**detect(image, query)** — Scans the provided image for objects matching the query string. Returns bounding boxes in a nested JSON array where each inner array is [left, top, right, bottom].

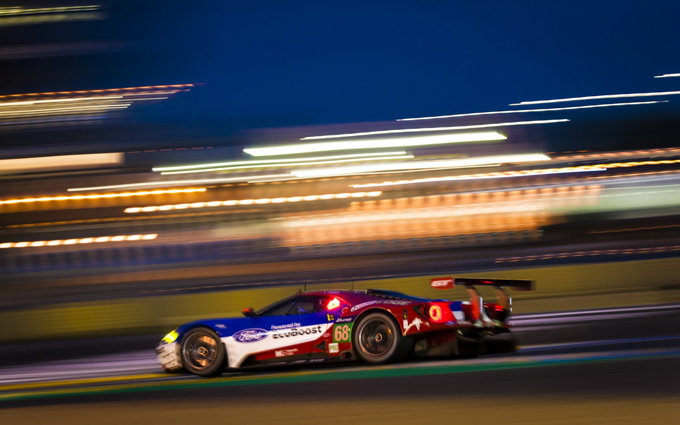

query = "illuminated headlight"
[[162, 330, 179, 344]]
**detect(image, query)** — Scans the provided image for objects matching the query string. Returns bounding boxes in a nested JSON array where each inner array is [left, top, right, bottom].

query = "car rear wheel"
[[180, 327, 226, 377], [354, 312, 411, 364]]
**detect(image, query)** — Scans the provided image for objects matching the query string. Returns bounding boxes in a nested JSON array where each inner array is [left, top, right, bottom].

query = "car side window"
[[256, 296, 325, 316], [285, 297, 323, 315], [257, 299, 296, 316]]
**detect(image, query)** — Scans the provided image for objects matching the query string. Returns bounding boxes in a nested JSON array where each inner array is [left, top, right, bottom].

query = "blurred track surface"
[[1, 304, 679, 410]]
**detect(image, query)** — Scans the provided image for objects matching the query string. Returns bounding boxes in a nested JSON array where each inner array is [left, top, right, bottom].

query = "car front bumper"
[[155, 341, 182, 371]]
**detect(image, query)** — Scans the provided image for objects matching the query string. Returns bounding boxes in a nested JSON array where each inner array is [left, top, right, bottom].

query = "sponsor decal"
[[430, 277, 454, 289], [336, 317, 355, 323], [273, 325, 323, 339], [215, 324, 227, 329], [350, 301, 377, 312], [403, 317, 423, 332], [326, 314, 335, 321], [350, 299, 411, 312], [323, 333, 331, 338], [381, 300, 412, 306], [271, 322, 301, 330], [333, 323, 353, 343], [275, 348, 299, 357], [328, 343, 339, 354], [233, 328, 269, 343]]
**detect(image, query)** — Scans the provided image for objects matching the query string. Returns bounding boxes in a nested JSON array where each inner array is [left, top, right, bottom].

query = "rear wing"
[[430, 276, 534, 314]]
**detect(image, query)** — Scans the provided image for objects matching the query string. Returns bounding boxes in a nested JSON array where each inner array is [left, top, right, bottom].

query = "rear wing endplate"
[[430, 277, 534, 314]]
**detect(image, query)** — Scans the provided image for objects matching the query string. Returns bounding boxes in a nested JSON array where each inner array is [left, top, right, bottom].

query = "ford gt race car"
[[156, 277, 533, 376]]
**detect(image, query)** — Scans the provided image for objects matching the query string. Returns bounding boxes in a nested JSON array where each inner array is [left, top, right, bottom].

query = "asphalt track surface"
[[1, 305, 680, 424]]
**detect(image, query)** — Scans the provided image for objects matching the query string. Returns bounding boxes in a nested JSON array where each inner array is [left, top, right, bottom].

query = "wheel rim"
[[358, 318, 394, 358], [183, 333, 218, 370]]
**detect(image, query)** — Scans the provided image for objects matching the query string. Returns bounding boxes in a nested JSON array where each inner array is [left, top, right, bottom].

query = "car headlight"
[[162, 330, 179, 344]]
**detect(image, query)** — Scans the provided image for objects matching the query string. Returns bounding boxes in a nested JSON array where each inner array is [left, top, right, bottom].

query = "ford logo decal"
[[233, 328, 268, 343]]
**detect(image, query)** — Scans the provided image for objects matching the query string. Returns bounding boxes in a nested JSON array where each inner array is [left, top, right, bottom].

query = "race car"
[[156, 276, 533, 376]]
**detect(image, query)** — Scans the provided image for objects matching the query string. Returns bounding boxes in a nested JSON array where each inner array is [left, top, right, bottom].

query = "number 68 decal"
[[333, 323, 353, 343]]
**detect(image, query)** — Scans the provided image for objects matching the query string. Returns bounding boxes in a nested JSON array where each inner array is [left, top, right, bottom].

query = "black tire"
[[180, 327, 226, 377], [353, 312, 412, 364]]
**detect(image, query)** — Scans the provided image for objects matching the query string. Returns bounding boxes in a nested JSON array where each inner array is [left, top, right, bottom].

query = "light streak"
[[351, 166, 607, 188], [0, 95, 124, 108], [160, 155, 413, 175], [0, 6, 100, 17], [0, 188, 206, 205], [67, 176, 289, 191], [153, 151, 410, 172], [654, 73, 680, 79], [244, 132, 506, 157], [397, 101, 668, 121], [124, 192, 383, 213], [511, 91, 680, 106], [0, 104, 130, 117], [0, 152, 123, 174], [293, 153, 551, 178], [299, 120, 567, 140], [0, 234, 158, 249], [0, 84, 193, 99]]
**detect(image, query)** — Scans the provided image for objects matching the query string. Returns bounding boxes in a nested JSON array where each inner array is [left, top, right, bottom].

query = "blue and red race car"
[[156, 277, 533, 376]]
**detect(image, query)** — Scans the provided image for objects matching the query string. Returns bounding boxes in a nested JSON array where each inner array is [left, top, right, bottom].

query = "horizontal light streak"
[[67, 176, 290, 192], [0, 105, 130, 118], [0, 95, 124, 108], [124, 191, 383, 213], [153, 151, 410, 173], [0, 188, 206, 205], [244, 132, 506, 157], [0, 234, 157, 249], [0, 152, 123, 174], [161, 155, 413, 175], [654, 73, 680, 79], [299, 120, 567, 140], [398, 101, 668, 121], [0, 6, 100, 17], [351, 166, 607, 188], [0, 84, 193, 100], [511, 91, 680, 106], [292, 153, 551, 178], [283, 203, 546, 228]]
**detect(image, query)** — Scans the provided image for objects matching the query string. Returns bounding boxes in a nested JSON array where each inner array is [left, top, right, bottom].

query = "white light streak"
[[160, 155, 413, 175], [0, 152, 123, 174], [153, 151, 409, 172], [244, 132, 507, 157], [511, 91, 680, 106], [654, 73, 680, 79], [291, 154, 551, 178], [0, 96, 124, 108], [351, 167, 607, 188], [397, 101, 668, 121], [299, 120, 567, 140], [67, 175, 291, 192]]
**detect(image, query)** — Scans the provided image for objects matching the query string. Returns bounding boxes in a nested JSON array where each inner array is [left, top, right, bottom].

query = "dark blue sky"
[[140, 1, 680, 124], [1, 1, 679, 151]]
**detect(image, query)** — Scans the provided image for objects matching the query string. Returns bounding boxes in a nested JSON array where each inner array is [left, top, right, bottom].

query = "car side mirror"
[[241, 307, 255, 317]]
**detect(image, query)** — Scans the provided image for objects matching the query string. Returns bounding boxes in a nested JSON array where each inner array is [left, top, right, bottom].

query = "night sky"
[[1, 1, 679, 150]]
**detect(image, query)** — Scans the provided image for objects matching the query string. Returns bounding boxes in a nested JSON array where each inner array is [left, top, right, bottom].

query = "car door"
[[226, 295, 334, 367]]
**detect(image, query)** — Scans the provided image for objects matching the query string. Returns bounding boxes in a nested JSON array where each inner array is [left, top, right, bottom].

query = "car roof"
[[303, 289, 432, 303]]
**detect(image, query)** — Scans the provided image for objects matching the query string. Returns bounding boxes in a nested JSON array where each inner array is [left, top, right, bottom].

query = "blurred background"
[[1, 1, 680, 421]]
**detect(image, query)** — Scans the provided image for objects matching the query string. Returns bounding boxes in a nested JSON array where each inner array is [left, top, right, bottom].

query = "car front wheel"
[[180, 327, 226, 377]]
